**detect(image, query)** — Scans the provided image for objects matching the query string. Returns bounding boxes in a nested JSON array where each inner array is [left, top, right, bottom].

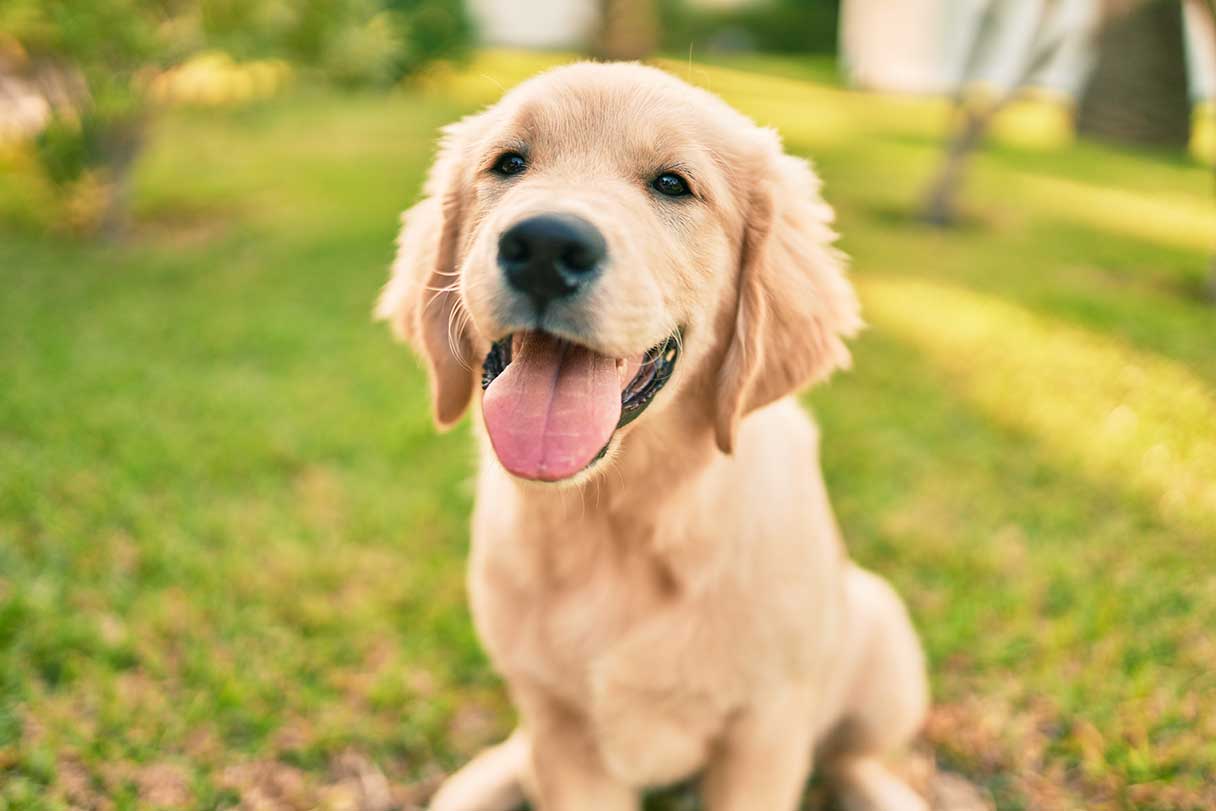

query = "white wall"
[[468, 0, 599, 50], [965, 0, 1049, 91], [1183, 0, 1216, 101], [840, 0, 947, 93], [841, 0, 1101, 98], [1032, 0, 1100, 97]]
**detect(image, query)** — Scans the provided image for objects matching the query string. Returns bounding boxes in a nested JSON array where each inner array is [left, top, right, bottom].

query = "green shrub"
[[32, 116, 95, 189], [323, 10, 406, 86], [388, 0, 475, 78], [2, 0, 474, 235], [659, 0, 840, 55], [317, 0, 475, 87]]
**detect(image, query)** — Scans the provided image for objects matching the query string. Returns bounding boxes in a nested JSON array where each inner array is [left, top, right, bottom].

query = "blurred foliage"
[[658, 0, 840, 55], [32, 114, 99, 189], [385, 0, 475, 79], [198, 0, 473, 87], [0, 0, 471, 234], [147, 52, 294, 107], [0, 0, 474, 96]]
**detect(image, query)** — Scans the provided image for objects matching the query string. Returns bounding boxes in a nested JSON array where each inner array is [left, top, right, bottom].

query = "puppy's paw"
[[831, 757, 929, 811], [428, 732, 530, 811]]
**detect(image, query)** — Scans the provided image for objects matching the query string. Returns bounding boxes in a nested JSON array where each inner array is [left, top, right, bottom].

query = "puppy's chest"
[[473, 524, 680, 702]]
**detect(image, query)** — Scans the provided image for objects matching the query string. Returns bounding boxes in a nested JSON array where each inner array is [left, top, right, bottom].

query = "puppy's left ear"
[[375, 115, 481, 429], [714, 145, 862, 453]]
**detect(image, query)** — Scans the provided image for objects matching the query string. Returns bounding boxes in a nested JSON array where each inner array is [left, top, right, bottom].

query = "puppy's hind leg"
[[429, 729, 532, 811], [821, 566, 929, 811]]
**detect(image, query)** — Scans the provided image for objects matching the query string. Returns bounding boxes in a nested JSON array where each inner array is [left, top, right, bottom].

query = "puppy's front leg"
[[701, 689, 815, 811], [514, 682, 638, 811]]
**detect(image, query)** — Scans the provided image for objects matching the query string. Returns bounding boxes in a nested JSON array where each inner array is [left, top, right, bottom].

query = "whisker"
[[607, 450, 627, 501], [422, 287, 449, 315], [446, 298, 474, 371]]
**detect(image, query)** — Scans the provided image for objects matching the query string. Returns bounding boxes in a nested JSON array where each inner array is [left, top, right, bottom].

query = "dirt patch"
[[55, 755, 112, 811], [217, 753, 444, 811], [446, 702, 501, 756], [219, 760, 315, 811], [926, 698, 1216, 811], [929, 771, 994, 811], [136, 762, 192, 807], [129, 205, 234, 249]]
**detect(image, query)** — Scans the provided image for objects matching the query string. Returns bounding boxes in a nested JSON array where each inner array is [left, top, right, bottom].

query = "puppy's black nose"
[[498, 214, 606, 307]]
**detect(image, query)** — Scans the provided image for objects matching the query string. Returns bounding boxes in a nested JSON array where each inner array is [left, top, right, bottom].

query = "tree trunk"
[[919, 0, 1061, 226], [922, 104, 994, 225], [1077, 0, 1191, 147], [98, 115, 145, 240], [593, 0, 658, 61]]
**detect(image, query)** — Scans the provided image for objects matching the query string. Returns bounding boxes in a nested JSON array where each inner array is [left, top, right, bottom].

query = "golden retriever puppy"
[[377, 62, 929, 811]]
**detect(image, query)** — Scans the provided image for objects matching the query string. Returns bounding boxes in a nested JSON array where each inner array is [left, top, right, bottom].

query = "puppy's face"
[[458, 67, 737, 360], [378, 64, 860, 484]]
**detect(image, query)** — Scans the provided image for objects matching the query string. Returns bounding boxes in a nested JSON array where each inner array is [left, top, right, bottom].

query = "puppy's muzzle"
[[498, 214, 606, 311]]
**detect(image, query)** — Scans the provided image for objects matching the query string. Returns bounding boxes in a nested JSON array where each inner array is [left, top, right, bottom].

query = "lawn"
[[1, 50, 1214, 811]]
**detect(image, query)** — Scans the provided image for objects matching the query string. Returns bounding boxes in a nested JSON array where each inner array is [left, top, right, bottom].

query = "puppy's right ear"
[[375, 116, 481, 429]]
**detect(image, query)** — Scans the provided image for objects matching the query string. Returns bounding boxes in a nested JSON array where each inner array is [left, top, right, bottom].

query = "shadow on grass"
[[861, 201, 1004, 235]]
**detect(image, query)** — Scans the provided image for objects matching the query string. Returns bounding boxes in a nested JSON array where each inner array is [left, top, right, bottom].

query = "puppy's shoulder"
[[738, 396, 820, 456]]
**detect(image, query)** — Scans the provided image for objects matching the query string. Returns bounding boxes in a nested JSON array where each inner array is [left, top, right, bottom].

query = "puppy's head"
[[377, 63, 860, 483]]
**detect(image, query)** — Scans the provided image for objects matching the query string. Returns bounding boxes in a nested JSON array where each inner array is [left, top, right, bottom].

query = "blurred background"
[[1, 1, 1214, 810]]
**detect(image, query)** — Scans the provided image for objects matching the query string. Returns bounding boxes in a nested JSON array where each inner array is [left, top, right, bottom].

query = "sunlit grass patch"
[[864, 276, 1216, 537], [1192, 102, 1215, 166], [146, 52, 294, 108], [989, 93, 1074, 150], [419, 49, 949, 152], [412, 49, 570, 108], [654, 55, 950, 144], [1007, 173, 1215, 255]]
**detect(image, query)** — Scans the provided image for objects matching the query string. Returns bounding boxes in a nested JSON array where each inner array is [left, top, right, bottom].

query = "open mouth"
[[480, 330, 681, 482]]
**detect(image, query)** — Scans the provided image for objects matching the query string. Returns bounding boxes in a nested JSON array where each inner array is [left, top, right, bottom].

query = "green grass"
[[1, 50, 1214, 811]]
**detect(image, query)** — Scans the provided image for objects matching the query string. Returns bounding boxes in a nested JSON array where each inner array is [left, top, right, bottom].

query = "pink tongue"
[[482, 333, 622, 482]]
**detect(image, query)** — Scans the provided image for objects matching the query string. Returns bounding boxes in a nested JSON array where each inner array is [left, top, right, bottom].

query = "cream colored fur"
[[377, 62, 930, 811]]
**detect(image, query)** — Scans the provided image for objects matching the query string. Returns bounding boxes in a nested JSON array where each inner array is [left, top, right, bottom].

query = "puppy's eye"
[[492, 152, 526, 176], [652, 172, 690, 197]]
